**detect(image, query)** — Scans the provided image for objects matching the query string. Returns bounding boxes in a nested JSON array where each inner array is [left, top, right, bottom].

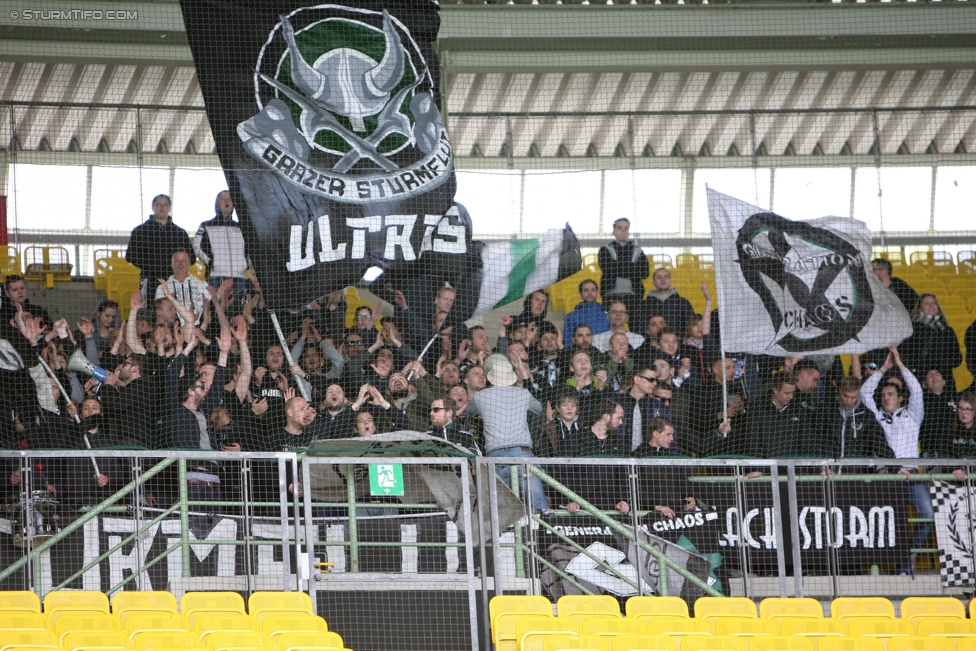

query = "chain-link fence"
[[0, 451, 300, 598]]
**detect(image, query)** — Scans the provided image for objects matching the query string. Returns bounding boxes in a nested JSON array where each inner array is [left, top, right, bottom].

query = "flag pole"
[[269, 310, 311, 402], [36, 354, 101, 477], [706, 184, 731, 427]]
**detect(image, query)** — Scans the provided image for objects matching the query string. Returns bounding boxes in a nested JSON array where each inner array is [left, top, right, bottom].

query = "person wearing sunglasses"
[[425, 397, 480, 455]]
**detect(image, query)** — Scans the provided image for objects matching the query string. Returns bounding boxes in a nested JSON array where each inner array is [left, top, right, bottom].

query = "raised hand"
[[700, 283, 712, 301], [889, 345, 905, 369], [229, 315, 248, 341], [76, 317, 94, 339], [217, 327, 233, 354], [130, 290, 145, 311], [157, 278, 174, 299]]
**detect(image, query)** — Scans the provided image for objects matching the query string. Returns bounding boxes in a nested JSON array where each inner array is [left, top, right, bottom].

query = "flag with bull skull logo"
[[180, 0, 580, 314]]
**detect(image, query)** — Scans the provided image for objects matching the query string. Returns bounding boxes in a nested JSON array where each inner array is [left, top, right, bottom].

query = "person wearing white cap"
[[466, 354, 552, 514]]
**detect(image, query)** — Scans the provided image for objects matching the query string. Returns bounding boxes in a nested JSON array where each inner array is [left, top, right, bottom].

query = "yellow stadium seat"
[[818, 638, 884, 651], [24, 246, 72, 289], [113, 592, 179, 618], [714, 619, 779, 638], [524, 632, 579, 651], [0, 629, 58, 647], [497, 613, 556, 651], [261, 615, 328, 640], [0, 591, 42, 613], [205, 631, 272, 651], [247, 593, 313, 618], [695, 598, 758, 621], [194, 615, 261, 640], [62, 631, 132, 651], [491, 596, 555, 633], [55, 613, 123, 642], [760, 599, 823, 621], [645, 618, 712, 638], [830, 598, 895, 622], [558, 596, 622, 619], [44, 591, 110, 616], [900, 599, 965, 626], [626, 597, 690, 621], [887, 638, 953, 651], [749, 637, 815, 651], [0, 612, 52, 630], [0, 247, 23, 279], [846, 618, 912, 645], [545, 635, 614, 651], [581, 617, 644, 636], [613, 635, 678, 651], [681, 636, 747, 651], [124, 613, 193, 639], [915, 620, 976, 639], [180, 593, 246, 618], [958, 640, 976, 651], [779, 618, 846, 643], [133, 631, 204, 650], [541, 635, 583, 651], [274, 631, 344, 651], [517, 616, 581, 651], [3, 646, 59, 651], [254, 612, 313, 625]]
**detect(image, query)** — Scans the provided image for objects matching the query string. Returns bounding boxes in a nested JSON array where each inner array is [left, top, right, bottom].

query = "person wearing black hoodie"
[[561, 398, 631, 514], [598, 217, 649, 317], [816, 376, 891, 464], [125, 194, 195, 293], [194, 190, 249, 296], [901, 293, 963, 392]]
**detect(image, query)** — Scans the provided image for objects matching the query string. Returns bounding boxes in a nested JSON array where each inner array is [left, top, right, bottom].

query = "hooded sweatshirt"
[[193, 198, 248, 279]]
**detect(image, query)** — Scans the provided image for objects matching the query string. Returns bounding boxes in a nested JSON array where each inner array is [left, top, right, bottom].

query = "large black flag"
[[180, 0, 465, 311]]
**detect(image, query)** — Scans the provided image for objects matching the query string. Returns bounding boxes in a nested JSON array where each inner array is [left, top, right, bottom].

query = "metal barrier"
[[4, 451, 976, 651], [0, 450, 300, 599]]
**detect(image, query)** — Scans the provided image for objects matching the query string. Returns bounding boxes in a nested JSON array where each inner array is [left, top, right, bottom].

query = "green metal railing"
[[0, 451, 300, 598]]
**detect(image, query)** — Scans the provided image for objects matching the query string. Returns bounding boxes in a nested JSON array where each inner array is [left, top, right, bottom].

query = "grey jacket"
[[466, 385, 543, 453]]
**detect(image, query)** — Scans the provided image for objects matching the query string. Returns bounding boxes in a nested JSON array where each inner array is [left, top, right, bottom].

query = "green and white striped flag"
[[473, 226, 580, 316]]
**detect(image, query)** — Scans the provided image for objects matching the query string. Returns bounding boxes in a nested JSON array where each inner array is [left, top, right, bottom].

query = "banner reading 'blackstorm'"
[[707, 188, 912, 355], [180, 0, 580, 314]]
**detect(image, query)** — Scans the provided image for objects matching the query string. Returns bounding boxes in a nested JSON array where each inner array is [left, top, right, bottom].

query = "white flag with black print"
[[706, 188, 912, 356]]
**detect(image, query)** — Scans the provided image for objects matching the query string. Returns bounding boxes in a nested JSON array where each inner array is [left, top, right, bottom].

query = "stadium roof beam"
[[1, 3, 973, 70]]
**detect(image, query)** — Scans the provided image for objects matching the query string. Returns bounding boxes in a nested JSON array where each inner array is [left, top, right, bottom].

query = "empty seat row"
[[491, 595, 972, 625], [531, 632, 968, 651], [0, 629, 344, 651], [0, 611, 328, 639], [0, 590, 313, 618]]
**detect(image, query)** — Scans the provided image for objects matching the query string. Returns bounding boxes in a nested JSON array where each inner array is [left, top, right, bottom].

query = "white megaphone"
[[67, 349, 109, 383]]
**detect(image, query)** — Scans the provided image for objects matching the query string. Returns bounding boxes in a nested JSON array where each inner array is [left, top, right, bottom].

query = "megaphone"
[[67, 349, 109, 383]]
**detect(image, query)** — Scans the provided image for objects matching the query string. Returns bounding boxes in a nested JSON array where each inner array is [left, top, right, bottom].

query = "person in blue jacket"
[[562, 279, 610, 349]]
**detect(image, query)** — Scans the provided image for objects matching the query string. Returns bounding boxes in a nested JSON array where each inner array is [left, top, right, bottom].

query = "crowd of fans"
[[2, 196, 976, 544]]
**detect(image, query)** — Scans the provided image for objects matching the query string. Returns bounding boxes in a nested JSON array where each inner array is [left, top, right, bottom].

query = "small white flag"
[[707, 188, 912, 356]]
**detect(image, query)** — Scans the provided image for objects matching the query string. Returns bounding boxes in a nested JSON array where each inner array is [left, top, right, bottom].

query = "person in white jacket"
[[860, 345, 928, 574]]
